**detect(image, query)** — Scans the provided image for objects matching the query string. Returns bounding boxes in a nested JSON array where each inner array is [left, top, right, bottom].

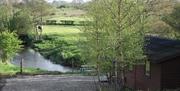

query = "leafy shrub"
[[60, 20, 75, 25], [46, 20, 57, 25], [0, 32, 22, 63], [9, 9, 33, 35]]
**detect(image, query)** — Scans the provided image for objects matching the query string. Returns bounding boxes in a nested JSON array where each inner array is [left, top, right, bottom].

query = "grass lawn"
[[0, 63, 45, 76], [43, 25, 84, 41], [43, 25, 81, 34]]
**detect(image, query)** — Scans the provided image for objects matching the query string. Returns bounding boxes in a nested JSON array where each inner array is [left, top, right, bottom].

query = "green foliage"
[[46, 20, 57, 25], [0, 5, 11, 31], [0, 5, 34, 48], [145, 1, 180, 39], [81, 0, 148, 75], [120, 29, 145, 64], [0, 5, 33, 36], [9, 9, 33, 35], [26, 0, 52, 14], [34, 35, 85, 67], [33, 25, 85, 67], [162, 3, 180, 31], [0, 32, 22, 63], [60, 20, 75, 25], [24, 0, 54, 21], [99, 61, 113, 74], [45, 17, 88, 26]]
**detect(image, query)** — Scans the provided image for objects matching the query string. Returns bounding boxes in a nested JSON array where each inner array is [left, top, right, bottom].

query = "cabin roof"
[[145, 36, 180, 64]]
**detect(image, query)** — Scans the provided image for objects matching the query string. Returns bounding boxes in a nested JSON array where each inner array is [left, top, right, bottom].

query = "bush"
[[9, 9, 33, 35], [0, 32, 22, 63], [60, 20, 75, 25], [46, 20, 57, 25], [57, 5, 66, 9]]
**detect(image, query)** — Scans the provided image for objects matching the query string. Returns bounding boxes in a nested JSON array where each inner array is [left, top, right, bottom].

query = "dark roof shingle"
[[145, 36, 180, 63]]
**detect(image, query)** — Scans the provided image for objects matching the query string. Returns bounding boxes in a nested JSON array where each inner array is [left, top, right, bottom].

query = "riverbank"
[[34, 25, 85, 67], [0, 63, 90, 78], [0, 63, 48, 77]]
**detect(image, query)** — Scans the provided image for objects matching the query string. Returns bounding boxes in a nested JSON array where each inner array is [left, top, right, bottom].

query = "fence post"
[[72, 59, 74, 73], [20, 58, 23, 74]]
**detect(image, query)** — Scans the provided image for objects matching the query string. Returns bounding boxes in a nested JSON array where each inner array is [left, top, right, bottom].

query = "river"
[[12, 48, 71, 73]]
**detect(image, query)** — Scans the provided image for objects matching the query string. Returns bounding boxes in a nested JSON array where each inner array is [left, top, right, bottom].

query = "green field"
[[43, 25, 84, 41], [34, 25, 86, 67], [35, 7, 87, 69], [43, 25, 81, 34]]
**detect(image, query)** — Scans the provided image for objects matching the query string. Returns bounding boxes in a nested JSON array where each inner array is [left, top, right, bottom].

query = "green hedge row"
[[45, 20, 91, 26]]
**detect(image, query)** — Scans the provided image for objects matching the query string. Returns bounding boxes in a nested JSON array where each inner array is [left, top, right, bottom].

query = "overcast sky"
[[46, 0, 91, 3]]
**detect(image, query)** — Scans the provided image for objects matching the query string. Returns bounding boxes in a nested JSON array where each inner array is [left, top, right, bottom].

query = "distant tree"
[[0, 4, 33, 49], [0, 5, 11, 32], [0, 32, 22, 63], [145, 0, 180, 38], [9, 9, 33, 35], [0, 5, 33, 35], [162, 3, 180, 31], [18, 0, 54, 40], [145, 0, 175, 16], [23, 0, 53, 23]]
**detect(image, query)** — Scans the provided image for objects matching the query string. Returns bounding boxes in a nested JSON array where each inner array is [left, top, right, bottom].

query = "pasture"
[[35, 25, 85, 67], [43, 25, 83, 41], [43, 25, 81, 34]]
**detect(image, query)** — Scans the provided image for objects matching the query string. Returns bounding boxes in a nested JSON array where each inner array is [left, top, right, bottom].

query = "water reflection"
[[12, 48, 71, 73]]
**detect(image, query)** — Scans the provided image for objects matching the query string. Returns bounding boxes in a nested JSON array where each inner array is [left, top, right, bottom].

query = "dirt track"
[[0, 75, 98, 91]]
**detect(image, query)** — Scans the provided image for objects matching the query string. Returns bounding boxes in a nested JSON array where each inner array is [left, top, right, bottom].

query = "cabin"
[[124, 36, 180, 91]]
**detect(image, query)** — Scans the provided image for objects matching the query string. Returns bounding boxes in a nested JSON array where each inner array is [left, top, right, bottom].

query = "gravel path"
[[0, 75, 99, 91]]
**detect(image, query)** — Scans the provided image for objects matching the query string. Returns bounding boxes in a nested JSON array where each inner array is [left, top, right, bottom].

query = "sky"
[[46, 0, 91, 3]]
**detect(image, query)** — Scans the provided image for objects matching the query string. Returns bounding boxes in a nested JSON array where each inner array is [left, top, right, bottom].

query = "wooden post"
[[72, 59, 74, 73], [20, 58, 23, 74]]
